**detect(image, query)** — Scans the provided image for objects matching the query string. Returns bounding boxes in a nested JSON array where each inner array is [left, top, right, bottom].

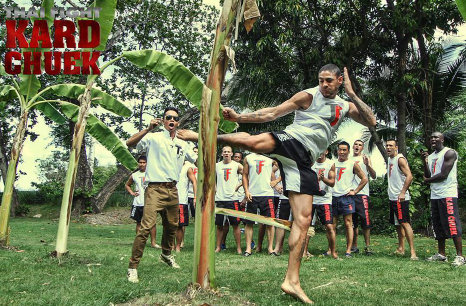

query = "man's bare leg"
[[453, 237, 463, 256], [244, 224, 254, 254], [438, 239, 446, 256], [273, 228, 286, 254], [232, 225, 242, 254], [326, 224, 338, 259], [175, 227, 183, 252], [215, 225, 224, 252], [222, 225, 229, 246], [344, 214, 354, 254], [266, 225, 275, 254], [281, 192, 313, 304], [395, 225, 405, 254], [400, 222, 417, 259], [136, 223, 141, 234], [352, 226, 359, 249], [150, 226, 157, 248], [303, 235, 311, 258], [257, 224, 266, 252], [363, 228, 371, 248]]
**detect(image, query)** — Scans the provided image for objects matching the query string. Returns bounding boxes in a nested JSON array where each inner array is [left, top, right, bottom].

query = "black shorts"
[[389, 200, 411, 225], [353, 195, 372, 229], [431, 198, 462, 240], [215, 201, 241, 226], [178, 204, 189, 227], [130, 205, 144, 223], [188, 197, 195, 218], [276, 199, 291, 220], [312, 204, 333, 225], [269, 131, 324, 197], [244, 196, 276, 224], [332, 196, 355, 216], [273, 196, 280, 209]]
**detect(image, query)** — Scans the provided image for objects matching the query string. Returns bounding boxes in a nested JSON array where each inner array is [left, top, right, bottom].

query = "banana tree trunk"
[[0, 111, 28, 246], [55, 82, 93, 257], [193, 0, 239, 288]]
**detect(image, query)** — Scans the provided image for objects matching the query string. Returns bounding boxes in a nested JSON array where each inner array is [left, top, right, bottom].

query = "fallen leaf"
[[42, 282, 50, 286]]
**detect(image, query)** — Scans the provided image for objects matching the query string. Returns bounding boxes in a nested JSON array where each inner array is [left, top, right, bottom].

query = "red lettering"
[[54, 20, 77, 48], [224, 168, 231, 181], [23, 52, 42, 75], [63, 52, 81, 74], [29, 20, 52, 48], [338, 168, 346, 181], [81, 52, 101, 75], [44, 52, 61, 75], [78, 20, 100, 48], [6, 20, 29, 48], [4, 52, 22, 74]]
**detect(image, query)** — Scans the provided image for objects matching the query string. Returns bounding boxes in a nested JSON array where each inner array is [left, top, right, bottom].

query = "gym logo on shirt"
[[256, 160, 265, 174], [193, 168, 198, 175], [336, 167, 346, 181], [223, 168, 231, 181], [330, 105, 343, 127], [431, 159, 438, 174]]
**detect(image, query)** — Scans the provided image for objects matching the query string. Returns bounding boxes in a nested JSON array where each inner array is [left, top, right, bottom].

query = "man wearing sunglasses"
[[126, 107, 197, 283], [177, 65, 376, 304]]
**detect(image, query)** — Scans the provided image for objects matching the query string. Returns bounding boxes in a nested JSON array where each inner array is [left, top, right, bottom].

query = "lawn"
[[0, 214, 464, 305]]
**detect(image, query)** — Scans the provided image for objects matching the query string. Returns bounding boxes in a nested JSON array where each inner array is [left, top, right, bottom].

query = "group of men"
[[124, 64, 462, 304]]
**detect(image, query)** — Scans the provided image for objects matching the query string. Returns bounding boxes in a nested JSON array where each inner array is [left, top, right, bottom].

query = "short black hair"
[[319, 64, 341, 77], [137, 155, 147, 162], [386, 139, 398, 146], [338, 141, 350, 150], [164, 106, 179, 117], [234, 151, 243, 158]]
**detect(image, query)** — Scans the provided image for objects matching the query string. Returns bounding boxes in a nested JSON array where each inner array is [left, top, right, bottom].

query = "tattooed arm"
[[344, 67, 377, 127], [222, 91, 312, 124]]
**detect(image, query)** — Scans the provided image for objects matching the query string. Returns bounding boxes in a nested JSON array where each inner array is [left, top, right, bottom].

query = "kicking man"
[[178, 65, 376, 303]]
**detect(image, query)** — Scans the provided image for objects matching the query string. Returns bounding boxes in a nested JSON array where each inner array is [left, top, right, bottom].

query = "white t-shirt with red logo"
[[333, 159, 355, 197], [187, 162, 198, 199], [387, 153, 411, 201], [215, 160, 241, 201], [428, 147, 458, 199], [245, 153, 274, 197], [311, 159, 334, 204], [351, 155, 369, 196], [131, 171, 146, 207]]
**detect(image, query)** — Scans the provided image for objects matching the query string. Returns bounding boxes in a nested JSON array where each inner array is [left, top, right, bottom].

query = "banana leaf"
[[33, 100, 67, 125], [0, 85, 18, 101], [88, 0, 117, 51], [123, 50, 238, 133], [19, 75, 41, 99], [215, 207, 315, 237], [39, 101, 137, 170], [43, 84, 131, 116], [457, 0, 466, 20]]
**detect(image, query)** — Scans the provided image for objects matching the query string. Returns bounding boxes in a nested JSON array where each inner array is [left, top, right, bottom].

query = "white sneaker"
[[127, 268, 139, 283], [451, 255, 465, 267], [426, 253, 448, 262], [160, 253, 180, 268]]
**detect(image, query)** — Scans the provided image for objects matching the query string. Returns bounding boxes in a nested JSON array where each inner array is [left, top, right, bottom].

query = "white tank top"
[[131, 171, 146, 207], [387, 154, 411, 201], [215, 160, 241, 201], [246, 153, 274, 196], [351, 155, 370, 195], [273, 169, 280, 197], [312, 159, 334, 204], [333, 159, 355, 197], [177, 162, 193, 205], [284, 86, 349, 160], [187, 163, 198, 198], [428, 147, 458, 199]]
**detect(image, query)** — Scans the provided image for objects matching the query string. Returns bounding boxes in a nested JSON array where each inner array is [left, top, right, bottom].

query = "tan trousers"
[[129, 183, 179, 269]]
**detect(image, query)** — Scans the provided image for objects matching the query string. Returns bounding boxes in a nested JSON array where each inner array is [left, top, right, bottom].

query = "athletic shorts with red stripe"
[[352, 195, 372, 229], [244, 196, 276, 224], [188, 197, 195, 218], [215, 201, 241, 226], [276, 198, 291, 221], [311, 204, 333, 225], [178, 204, 189, 227], [130, 205, 144, 223], [269, 131, 325, 197], [431, 197, 462, 240], [389, 200, 410, 225], [332, 196, 355, 216]]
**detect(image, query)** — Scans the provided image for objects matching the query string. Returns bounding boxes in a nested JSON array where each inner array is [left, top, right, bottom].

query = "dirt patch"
[[81, 208, 134, 225], [114, 284, 255, 306]]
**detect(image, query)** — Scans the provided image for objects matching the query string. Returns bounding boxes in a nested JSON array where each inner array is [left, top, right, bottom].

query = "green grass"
[[0, 214, 465, 305]]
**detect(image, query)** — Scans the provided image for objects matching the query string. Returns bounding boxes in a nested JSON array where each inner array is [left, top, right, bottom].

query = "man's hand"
[[245, 191, 253, 202], [346, 190, 356, 196], [132, 191, 140, 197], [398, 192, 405, 202], [420, 150, 429, 164], [344, 67, 356, 98], [363, 155, 369, 166], [176, 129, 199, 141], [222, 107, 239, 122], [148, 118, 163, 131], [318, 171, 325, 181]]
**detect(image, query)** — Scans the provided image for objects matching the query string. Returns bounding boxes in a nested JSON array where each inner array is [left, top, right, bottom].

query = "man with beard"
[[422, 132, 463, 266]]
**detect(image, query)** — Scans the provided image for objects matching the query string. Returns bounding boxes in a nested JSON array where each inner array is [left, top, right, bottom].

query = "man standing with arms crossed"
[[422, 132, 464, 266], [178, 65, 376, 303], [332, 141, 368, 258], [386, 139, 418, 260], [351, 140, 376, 255], [126, 107, 196, 283]]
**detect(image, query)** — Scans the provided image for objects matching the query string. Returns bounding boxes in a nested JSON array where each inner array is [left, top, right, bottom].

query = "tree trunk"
[[91, 164, 131, 213], [0, 111, 28, 246], [72, 140, 93, 217], [0, 125, 20, 217]]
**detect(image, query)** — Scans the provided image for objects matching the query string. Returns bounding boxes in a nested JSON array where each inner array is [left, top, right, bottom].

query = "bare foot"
[[331, 253, 339, 259], [175, 247, 181, 253], [176, 129, 198, 141], [215, 248, 221, 253], [394, 249, 405, 255], [410, 254, 419, 260], [281, 282, 313, 304]]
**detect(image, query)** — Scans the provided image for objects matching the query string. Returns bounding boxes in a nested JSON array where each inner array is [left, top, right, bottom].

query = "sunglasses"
[[165, 115, 180, 122]]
